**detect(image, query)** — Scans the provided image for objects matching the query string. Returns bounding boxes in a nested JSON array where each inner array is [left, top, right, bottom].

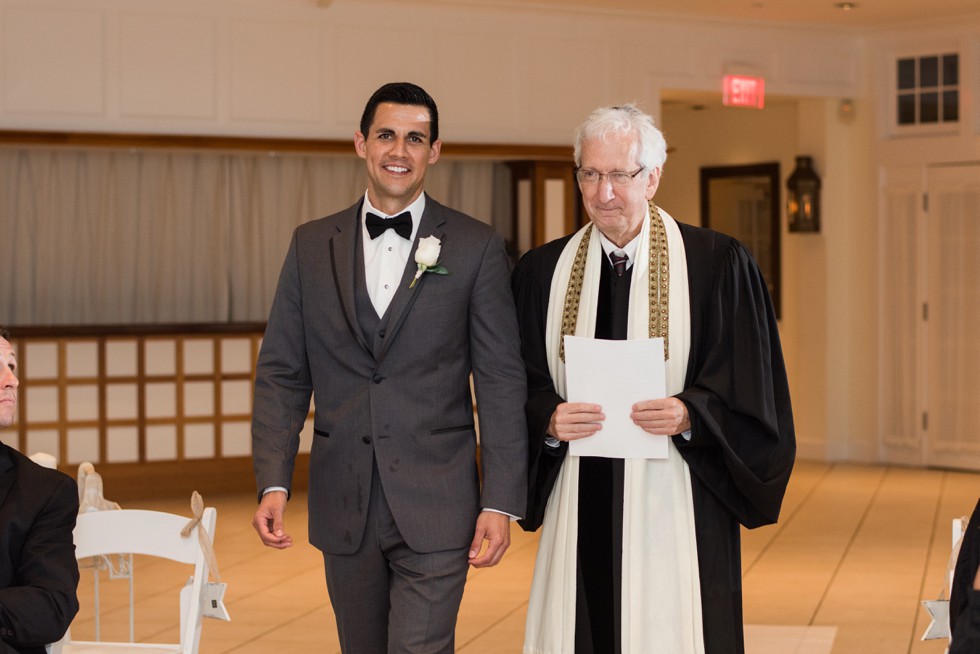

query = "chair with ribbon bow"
[[60, 491, 225, 654]]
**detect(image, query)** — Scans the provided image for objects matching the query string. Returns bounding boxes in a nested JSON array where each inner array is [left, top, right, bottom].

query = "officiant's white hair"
[[573, 104, 668, 172]]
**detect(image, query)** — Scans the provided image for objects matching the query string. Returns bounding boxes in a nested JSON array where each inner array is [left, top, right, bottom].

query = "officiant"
[[512, 104, 796, 654]]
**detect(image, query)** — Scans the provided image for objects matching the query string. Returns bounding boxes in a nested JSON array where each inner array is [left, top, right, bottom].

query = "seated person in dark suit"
[[0, 325, 79, 654], [950, 498, 980, 654]]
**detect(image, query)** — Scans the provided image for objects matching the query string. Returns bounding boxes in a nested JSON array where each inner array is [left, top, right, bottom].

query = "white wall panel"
[[220, 379, 251, 415], [120, 12, 217, 119], [106, 383, 138, 420], [221, 420, 250, 457], [183, 339, 214, 375], [26, 386, 57, 422], [67, 427, 98, 464], [230, 18, 321, 123], [105, 339, 137, 377], [696, 46, 777, 83], [184, 423, 215, 459], [144, 381, 175, 419], [106, 426, 138, 463], [24, 342, 58, 379], [183, 381, 215, 417], [329, 23, 438, 136], [144, 339, 175, 375], [619, 26, 696, 77], [66, 340, 98, 377], [3, 6, 105, 115], [145, 424, 176, 461], [782, 52, 858, 90], [27, 429, 59, 459], [523, 38, 610, 139], [0, 0, 866, 141], [435, 31, 518, 135], [66, 385, 98, 422], [220, 337, 251, 373]]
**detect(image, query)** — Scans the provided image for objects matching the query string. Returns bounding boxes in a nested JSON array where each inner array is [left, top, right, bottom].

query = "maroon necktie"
[[610, 250, 628, 277]]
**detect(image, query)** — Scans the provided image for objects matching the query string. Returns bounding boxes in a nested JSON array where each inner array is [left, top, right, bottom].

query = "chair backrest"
[[74, 509, 211, 563], [72, 507, 217, 652], [29, 451, 58, 469]]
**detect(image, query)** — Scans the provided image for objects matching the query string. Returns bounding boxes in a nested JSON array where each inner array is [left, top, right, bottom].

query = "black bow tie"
[[365, 211, 413, 240]]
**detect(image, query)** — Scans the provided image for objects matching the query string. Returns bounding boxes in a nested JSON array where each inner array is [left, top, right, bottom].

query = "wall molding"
[[0, 129, 573, 161]]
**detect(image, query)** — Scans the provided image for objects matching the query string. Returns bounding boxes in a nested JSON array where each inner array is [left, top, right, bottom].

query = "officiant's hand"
[[631, 397, 690, 435], [548, 402, 604, 441]]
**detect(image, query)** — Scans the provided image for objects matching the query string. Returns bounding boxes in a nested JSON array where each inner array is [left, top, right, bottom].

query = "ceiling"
[[433, 0, 980, 29]]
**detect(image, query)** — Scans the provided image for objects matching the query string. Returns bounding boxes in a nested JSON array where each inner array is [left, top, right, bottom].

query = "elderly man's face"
[[578, 135, 660, 247], [0, 338, 18, 429]]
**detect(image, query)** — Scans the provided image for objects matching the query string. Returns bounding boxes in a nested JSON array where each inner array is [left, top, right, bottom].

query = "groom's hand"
[[253, 490, 293, 549], [468, 511, 510, 568]]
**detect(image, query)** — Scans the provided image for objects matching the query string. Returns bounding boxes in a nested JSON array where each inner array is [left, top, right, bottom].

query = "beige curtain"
[[0, 147, 501, 324]]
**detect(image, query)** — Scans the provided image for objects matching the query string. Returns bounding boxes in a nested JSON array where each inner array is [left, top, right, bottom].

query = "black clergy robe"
[[950, 498, 980, 654], [512, 220, 796, 654]]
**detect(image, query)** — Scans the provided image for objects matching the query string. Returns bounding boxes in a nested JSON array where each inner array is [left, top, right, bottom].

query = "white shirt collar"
[[595, 207, 648, 268]]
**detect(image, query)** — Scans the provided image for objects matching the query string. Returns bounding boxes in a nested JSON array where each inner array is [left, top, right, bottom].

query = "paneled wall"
[[0, 0, 863, 143], [0, 326, 313, 498]]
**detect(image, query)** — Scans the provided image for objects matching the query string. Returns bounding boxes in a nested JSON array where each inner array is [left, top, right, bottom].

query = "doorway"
[[879, 162, 980, 470]]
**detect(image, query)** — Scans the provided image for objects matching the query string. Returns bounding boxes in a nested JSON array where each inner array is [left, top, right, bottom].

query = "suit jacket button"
[[379, 329, 386, 338], [362, 436, 372, 444], [372, 374, 383, 384]]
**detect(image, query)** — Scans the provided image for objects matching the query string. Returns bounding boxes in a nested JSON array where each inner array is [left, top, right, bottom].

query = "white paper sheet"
[[563, 335, 668, 459]]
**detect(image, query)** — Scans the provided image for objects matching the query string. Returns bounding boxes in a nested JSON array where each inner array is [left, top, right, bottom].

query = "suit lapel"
[[377, 198, 448, 364], [0, 444, 15, 508], [329, 204, 373, 357]]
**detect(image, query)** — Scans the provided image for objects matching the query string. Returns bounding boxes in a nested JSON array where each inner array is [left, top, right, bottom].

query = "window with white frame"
[[896, 53, 959, 127]]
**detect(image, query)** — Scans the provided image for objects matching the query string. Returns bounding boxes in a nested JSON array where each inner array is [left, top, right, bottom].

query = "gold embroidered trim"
[[648, 202, 669, 360], [559, 227, 592, 362], [559, 203, 670, 362]]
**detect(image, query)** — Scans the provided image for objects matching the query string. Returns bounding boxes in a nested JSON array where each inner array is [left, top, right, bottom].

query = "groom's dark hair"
[[359, 82, 439, 144], [0, 325, 8, 341]]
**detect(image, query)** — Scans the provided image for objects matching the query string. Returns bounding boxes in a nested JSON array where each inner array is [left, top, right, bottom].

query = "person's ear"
[[354, 132, 367, 159], [644, 167, 661, 200]]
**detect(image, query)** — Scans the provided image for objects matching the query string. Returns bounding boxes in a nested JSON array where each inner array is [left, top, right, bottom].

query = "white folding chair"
[[28, 451, 58, 469], [61, 507, 218, 654]]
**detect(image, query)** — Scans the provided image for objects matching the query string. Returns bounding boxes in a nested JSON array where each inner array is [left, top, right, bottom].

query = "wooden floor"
[[66, 460, 978, 653]]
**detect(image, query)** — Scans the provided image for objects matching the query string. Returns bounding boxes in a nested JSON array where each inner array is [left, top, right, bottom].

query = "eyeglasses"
[[575, 167, 646, 187]]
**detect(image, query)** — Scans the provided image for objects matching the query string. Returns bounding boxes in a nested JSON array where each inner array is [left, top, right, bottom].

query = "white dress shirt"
[[361, 192, 425, 317], [597, 229, 640, 272]]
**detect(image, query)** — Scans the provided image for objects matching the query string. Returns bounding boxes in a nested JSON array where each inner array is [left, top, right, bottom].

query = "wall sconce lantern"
[[787, 156, 821, 233]]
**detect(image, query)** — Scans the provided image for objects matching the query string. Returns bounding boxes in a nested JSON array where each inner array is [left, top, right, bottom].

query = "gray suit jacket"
[[252, 195, 527, 555]]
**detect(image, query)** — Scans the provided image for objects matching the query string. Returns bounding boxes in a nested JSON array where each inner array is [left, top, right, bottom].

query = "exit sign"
[[722, 74, 766, 109]]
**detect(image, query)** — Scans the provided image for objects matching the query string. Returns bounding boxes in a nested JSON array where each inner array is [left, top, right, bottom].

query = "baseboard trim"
[[65, 453, 311, 502]]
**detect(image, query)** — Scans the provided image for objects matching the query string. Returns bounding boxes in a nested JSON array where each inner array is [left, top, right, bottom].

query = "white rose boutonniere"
[[410, 235, 449, 288]]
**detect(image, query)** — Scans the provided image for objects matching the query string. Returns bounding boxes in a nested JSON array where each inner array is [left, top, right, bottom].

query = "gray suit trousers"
[[322, 461, 469, 654]]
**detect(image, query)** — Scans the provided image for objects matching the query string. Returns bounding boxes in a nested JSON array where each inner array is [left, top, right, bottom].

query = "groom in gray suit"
[[251, 82, 527, 653]]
